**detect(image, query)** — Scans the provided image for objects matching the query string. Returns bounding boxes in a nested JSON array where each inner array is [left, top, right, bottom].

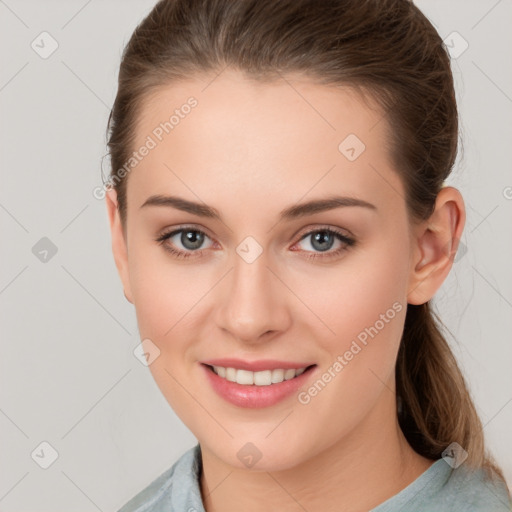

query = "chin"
[[203, 436, 310, 472]]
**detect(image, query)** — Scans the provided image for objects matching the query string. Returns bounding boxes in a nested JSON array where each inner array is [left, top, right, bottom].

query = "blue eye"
[[155, 226, 355, 260], [295, 228, 355, 260], [155, 227, 213, 259]]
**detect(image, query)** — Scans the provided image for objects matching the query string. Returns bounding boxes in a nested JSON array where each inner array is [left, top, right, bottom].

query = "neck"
[[199, 390, 434, 512]]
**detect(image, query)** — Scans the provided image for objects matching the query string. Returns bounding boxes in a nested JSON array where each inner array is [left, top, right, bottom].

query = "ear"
[[407, 186, 465, 305], [105, 187, 134, 304]]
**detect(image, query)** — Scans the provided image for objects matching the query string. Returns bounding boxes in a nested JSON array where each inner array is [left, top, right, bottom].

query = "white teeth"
[[236, 369, 254, 385], [271, 369, 284, 384], [225, 367, 236, 382], [284, 368, 296, 380], [212, 365, 309, 386], [254, 370, 271, 385]]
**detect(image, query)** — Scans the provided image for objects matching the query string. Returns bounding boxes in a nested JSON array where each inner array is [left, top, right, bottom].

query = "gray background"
[[0, 0, 511, 510]]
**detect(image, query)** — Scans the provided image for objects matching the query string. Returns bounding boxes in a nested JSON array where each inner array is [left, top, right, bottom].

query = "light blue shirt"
[[117, 443, 512, 511]]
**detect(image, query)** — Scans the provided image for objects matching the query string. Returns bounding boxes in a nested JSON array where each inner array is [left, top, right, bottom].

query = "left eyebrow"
[[279, 195, 377, 220], [139, 194, 377, 221]]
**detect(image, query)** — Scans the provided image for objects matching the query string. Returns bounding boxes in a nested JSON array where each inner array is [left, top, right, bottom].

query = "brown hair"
[[105, 0, 509, 489]]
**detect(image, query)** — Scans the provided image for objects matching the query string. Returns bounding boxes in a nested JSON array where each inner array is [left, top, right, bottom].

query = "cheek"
[[127, 242, 217, 401], [128, 239, 202, 334], [127, 246, 204, 418], [292, 234, 410, 416], [297, 235, 409, 348], [287, 242, 409, 446]]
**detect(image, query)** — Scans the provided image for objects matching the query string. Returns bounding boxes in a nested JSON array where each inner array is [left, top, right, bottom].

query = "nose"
[[213, 249, 292, 344]]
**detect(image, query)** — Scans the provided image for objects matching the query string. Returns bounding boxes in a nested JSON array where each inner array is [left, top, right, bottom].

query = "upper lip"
[[201, 358, 316, 372]]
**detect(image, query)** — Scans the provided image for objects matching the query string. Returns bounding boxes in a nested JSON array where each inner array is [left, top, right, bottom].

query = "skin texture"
[[106, 68, 465, 512]]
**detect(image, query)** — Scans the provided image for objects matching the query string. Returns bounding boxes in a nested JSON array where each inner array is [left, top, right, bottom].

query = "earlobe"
[[105, 188, 134, 304], [407, 186, 465, 305]]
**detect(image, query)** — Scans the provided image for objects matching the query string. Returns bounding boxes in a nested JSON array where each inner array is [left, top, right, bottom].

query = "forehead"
[[127, 69, 402, 213]]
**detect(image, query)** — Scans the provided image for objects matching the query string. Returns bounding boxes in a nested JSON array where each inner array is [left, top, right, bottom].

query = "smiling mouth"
[[203, 363, 317, 386]]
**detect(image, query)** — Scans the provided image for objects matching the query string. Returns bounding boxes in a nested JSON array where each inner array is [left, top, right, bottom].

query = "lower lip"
[[201, 363, 317, 408]]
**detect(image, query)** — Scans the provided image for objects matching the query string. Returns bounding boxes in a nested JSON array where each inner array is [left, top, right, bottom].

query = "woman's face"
[[110, 69, 419, 471]]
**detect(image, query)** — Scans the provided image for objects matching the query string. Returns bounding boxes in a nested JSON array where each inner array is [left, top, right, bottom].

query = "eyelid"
[[293, 223, 355, 241], [156, 224, 214, 241]]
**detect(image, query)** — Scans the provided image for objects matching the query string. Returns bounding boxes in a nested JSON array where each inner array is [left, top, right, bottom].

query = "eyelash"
[[155, 225, 356, 261]]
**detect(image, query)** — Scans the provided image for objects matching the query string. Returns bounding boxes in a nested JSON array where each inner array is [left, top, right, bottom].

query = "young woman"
[[105, 0, 512, 510]]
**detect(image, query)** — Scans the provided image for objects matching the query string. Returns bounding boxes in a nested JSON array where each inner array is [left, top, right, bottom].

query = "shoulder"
[[372, 459, 512, 512], [116, 444, 203, 512], [443, 464, 512, 512]]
